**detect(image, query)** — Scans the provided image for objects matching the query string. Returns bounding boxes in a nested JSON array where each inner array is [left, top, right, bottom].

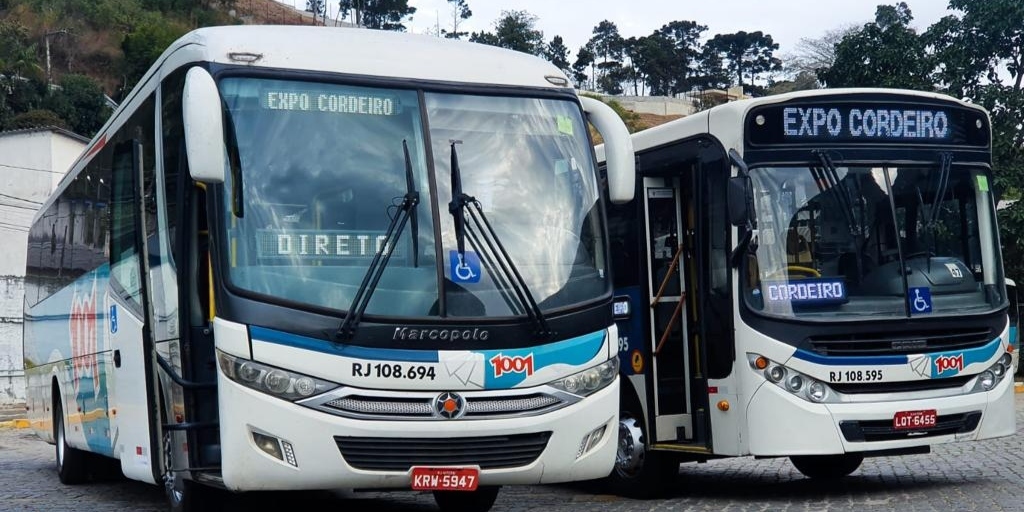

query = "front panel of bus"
[[732, 93, 1015, 457], [202, 68, 618, 490]]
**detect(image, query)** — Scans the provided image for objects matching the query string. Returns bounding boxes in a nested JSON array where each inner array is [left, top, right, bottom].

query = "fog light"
[[252, 431, 284, 461], [576, 424, 607, 459], [282, 440, 297, 467]]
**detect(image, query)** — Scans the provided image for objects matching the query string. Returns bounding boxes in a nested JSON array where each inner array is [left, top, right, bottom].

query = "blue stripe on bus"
[[792, 336, 1004, 370], [249, 325, 440, 362], [791, 350, 909, 366]]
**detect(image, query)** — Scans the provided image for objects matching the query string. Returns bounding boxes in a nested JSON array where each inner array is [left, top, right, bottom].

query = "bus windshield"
[[743, 163, 1005, 320], [218, 77, 606, 319]]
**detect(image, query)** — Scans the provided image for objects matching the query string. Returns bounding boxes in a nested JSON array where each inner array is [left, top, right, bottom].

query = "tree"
[[632, 20, 707, 96], [585, 20, 624, 93], [782, 25, 858, 84], [121, 16, 188, 94], [704, 30, 782, 90], [9, 108, 68, 130], [338, 0, 416, 31], [306, 0, 325, 16], [571, 43, 595, 90], [544, 35, 571, 76], [469, 10, 544, 56], [442, 0, 471, 39], [44, 74, 112, 137], [818, 3, 933, 90]]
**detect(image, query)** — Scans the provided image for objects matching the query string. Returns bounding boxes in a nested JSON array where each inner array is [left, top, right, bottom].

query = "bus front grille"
[[335, 432, 552, 471], [807, 328, 993, 357], [313, 392, 565, 420], [839, 412, 981, 442]]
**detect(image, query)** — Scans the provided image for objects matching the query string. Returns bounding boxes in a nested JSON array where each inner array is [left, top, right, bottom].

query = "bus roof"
[[609, 88, 988, 156], [162, 25, 569, 90], [40, 25, 574, 220]]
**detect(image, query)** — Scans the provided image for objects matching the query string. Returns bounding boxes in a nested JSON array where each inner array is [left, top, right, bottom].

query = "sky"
[[279, 0, 956, 62]]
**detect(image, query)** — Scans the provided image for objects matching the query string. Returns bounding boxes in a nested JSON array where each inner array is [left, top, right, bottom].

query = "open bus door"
[[606, 136, 734, 497], [106, 137, 162, 485]]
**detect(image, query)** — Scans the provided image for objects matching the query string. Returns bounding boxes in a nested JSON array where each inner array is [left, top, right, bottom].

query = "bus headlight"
[[549, 358, 619, 397], [971, 351, 1012, 393], [218, 350, 339, 401], [748, 353, 834, 404]]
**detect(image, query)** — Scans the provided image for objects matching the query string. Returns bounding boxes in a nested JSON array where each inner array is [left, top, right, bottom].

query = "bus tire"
[[789, 454, 864, 479], [606, 402, 677, 498], [54, 394, 89, 484], [432, 486, 500, 512]]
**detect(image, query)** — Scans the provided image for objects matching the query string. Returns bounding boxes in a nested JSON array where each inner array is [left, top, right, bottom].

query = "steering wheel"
[[766, 265, 822, 280]]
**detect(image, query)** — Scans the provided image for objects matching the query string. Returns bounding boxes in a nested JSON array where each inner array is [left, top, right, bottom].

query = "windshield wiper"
[[447, 141, 552, 339], [812, 150, 868, 280], [335, 140, 420, 340]]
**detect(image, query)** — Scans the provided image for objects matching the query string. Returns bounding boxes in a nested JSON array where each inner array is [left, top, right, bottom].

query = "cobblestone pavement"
[[2, 393, 1023, 512]]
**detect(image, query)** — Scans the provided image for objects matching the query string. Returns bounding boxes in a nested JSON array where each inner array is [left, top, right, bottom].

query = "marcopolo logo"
[[934, 354, 964, 375], [392, 327, 490, 341], [490, 353, 535, 378]]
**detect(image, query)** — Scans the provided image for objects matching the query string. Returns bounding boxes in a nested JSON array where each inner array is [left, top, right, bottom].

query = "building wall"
[[0, 129, 86, 405]]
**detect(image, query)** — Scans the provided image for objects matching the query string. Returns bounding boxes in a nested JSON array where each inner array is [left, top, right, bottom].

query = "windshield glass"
[[743, 163, 1004, 320], [426, 93, 607, 316], [218, 77, 607, 318]]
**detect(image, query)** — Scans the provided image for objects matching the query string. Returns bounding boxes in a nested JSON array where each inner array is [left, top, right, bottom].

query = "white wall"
[[0, 129, 86, 405]]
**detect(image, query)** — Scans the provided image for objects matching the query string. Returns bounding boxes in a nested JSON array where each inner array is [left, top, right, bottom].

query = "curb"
[[0, 419, 29, 429], [1016, 382, 1024, 394]]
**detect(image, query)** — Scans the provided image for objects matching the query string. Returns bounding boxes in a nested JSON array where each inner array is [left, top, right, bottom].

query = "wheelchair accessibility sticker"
[[450, 250, 481, 284], [909, 287, 932, 315]]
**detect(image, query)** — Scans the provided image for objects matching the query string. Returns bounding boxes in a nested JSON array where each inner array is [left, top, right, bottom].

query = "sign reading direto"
[[261, 90, 400, 116], [256, 230, 394, 260]]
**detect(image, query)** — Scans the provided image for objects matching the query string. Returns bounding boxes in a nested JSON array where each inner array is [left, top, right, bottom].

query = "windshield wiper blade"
[[335, 140, 420, 340], [404, 140, 419, 267], [929, 152, 953, 227], [447, 142, 552, 339]]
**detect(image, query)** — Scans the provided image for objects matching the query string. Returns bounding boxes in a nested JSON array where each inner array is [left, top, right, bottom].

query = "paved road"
[[3, 393, 1023, 511]]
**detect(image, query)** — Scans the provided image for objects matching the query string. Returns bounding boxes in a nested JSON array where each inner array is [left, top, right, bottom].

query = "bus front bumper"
[[746, 373, 1015, 456], [216, 373, 618, 492]]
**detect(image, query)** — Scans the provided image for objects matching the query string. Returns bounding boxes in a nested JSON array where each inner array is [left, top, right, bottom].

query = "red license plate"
[[410, 467, 479, 491], [893, 409, 937, 430]]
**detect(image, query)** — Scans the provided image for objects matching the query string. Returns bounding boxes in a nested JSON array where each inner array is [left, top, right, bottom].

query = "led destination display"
[[746, 98, 989, 147]]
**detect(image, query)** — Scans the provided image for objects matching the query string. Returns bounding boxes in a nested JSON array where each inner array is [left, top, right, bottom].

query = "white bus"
[[598, 88, 1015, 496], [22, 25, 635, 511]]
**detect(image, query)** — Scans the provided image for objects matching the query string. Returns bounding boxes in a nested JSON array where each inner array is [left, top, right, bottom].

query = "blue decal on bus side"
[[24, 265, 113, 456], [250, 325, 440, 362], [476, 330, 606, 388]]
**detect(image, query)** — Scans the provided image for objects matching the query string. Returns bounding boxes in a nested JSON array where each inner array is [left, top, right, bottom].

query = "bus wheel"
[[607, 410, 676, 498], [790, 454, 864, 479], [54, 396, 89, 484], [432, 486, 500, 512]]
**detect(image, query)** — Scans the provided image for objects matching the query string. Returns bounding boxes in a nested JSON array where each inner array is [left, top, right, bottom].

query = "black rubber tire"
[[54, 396, 89, 485], [432, 486, 501, 512], [605, 399, 678, 499], [790, 454, 864, 479]]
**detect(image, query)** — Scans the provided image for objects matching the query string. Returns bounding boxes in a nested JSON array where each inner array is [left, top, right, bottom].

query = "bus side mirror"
[[581, 96, 635, 204], [183, 67, 226, 184], [728, 176, 751, 227]]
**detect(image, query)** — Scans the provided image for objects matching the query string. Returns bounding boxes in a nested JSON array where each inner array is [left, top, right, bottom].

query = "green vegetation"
[[0, 0, 235, 137]]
